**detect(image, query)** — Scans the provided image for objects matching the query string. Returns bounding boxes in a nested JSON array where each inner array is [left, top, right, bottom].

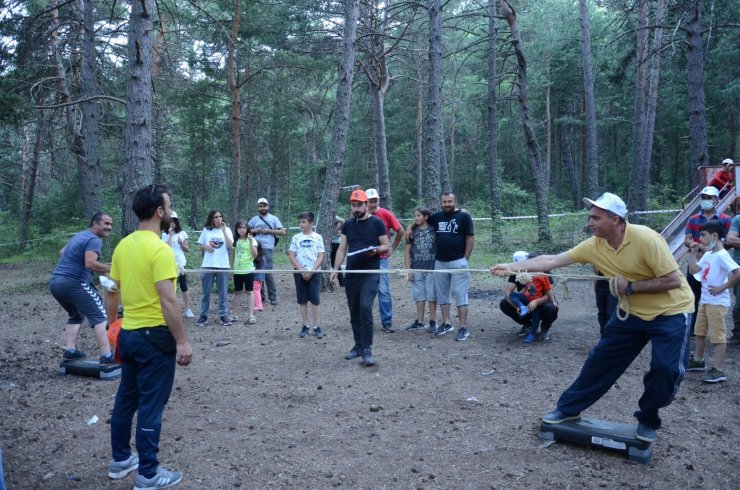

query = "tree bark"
[[641, 0, 666, 186], [487, 0, 502, 244], [227, 0, 242, 223], [628, 0, 650, 215], [501, 0, 551, 243], [122, 0, 155, 235], [78, 0, 103, 217], [686, 0, 709, 187], [425, 0, 446, 208], [578, 0, 598, 199], [19, 117, 43, 253], [317, 0, 359, 272], [415, 64, 424, 201]]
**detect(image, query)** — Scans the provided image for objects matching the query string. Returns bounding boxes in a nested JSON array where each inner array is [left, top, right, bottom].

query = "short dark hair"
[[132, 185, 169, 221], [298, 211, 314, 223], [701, 220, 726, 239], [89, 212, 110, 227]]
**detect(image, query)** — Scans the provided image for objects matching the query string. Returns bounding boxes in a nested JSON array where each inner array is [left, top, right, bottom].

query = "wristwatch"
[[625, 281, 634, 296]]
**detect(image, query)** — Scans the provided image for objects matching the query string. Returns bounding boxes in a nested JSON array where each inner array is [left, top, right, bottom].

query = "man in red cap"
[[330, 189, 389, 366]]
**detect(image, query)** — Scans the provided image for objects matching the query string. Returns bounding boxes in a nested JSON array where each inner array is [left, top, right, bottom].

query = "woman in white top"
[[161, 211, 194, 318], [196, 209, 234, 326]]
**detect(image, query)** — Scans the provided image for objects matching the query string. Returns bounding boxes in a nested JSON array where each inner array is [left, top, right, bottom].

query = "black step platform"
[[58, 358, 121, 380], [539, 417, 653, 464]]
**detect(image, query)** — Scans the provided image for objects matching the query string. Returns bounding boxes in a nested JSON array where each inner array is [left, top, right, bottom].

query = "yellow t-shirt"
[[110, 230, 177, 330], [567, 223, 694, 321]]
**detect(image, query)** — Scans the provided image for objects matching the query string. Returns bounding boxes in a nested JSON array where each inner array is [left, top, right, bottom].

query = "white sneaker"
[[183, 309, 195, 318]]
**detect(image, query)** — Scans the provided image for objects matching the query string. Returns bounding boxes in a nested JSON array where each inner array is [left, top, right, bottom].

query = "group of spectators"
[[46, 157, 737, 487]]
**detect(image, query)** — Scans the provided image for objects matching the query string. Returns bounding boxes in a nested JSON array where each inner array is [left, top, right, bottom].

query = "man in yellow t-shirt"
[[104, 185, 193, 489], [491, 193, 693, 444]]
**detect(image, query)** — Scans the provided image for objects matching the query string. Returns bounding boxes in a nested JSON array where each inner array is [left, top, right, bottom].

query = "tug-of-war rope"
[[180, 266, 630, 319]]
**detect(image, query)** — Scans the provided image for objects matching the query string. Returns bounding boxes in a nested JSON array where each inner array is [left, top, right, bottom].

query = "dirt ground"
[[0, 261, 738, 489]]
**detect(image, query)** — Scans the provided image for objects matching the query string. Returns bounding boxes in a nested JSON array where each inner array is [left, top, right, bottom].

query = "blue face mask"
[[700, 199, 715, 211]]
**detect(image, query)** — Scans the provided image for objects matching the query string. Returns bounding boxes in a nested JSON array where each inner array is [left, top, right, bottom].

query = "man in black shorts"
[[49, 212, 115, 364], [331, 189, 389, 366]]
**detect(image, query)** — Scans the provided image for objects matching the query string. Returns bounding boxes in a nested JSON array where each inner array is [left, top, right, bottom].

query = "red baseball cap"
[[349, 189, 368, 202]]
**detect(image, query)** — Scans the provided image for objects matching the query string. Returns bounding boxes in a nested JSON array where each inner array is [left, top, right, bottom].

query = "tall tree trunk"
[[227, 0, 242, 223], [501, 0, 551, 243], [317, 0, 359, 272], [628, 0, 650, 215], [686, 0, 709, 187], [151, 11, 166, 185], [415, 65, 424, 200], [578, 0, 598, 198], [19, 117, 43, 253], [560, 122, 580, 207], [78, 0, 103, 216], [641, 0, 666, 184], [122, 0, 155, 235], [487, 0, 502, 245], [425, 0, 445, 208]]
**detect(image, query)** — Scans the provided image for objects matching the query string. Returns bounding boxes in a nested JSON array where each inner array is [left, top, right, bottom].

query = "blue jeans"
[[199, 268, 229, 319], [110, 329, 176, 478], [263, 248, 277, 302], [377, 258, 393, 325], [556, 312, 690, 429]]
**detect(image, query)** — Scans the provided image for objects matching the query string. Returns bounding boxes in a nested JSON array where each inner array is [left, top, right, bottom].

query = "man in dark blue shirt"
[[331, 189, 389, 366], [428, 192, 475, 341], [49, 212, 115, 363]]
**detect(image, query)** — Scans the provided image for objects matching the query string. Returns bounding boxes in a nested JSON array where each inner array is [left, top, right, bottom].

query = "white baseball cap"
[[512, 251, 529, 262], [170, 211, 178, 219], [365, 188, 380, 200], [257, 197, 268, 205], [699, 186, 719, 198], [722, 158, 734, 165], [583, 192, 628, 218]]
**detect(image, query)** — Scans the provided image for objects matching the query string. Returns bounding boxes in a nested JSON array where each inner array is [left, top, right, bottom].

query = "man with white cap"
[[365, 188, 404, 333], [683, 186, 731, 334], [249, 198, 286, 305], [491, 192, 694, 443]]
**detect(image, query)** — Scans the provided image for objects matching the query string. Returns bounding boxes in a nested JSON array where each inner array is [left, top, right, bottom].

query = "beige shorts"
[[694, 303, 728, 343]]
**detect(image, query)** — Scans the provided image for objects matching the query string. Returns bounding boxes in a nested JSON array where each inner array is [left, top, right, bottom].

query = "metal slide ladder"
[[660, 165, 738, 262]]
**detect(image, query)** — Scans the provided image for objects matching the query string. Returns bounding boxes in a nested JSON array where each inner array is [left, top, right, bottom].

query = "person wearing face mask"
[[683, 186, 731, 335]]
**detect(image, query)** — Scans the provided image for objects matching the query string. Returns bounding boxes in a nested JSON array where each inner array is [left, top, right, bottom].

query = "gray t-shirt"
[[408, 226, 436, 270], [248, 213, 283, 250], [730, 214, 740, 261], [52, 230, 102, 283]]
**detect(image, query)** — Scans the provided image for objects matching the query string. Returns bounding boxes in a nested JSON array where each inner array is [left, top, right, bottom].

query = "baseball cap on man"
[[257, 198, 268, 205], [722, 158, 734, 166], [170, 211, 178, 219], [512, 251, 529, 262], [700, 186, 719, 198], [583, 192, 628, 218], [365, 188, 380, 200], [349, 189, 368, 202]]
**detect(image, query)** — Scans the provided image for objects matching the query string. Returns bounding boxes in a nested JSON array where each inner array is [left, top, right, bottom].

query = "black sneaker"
[[427, 320, 437, 333], [454, 327, 469, 341], [99, 354, 117, 366], [345, 346, 361, 360], [406, 320, 424, 331], [362, 347, 376, 366], [195, 317, 207, 327], [63, 348, 87, 360], [515, 326, 530, 337], [687, 354, 706, 372], [313, 327, 325, 339], [540, 328, 551, 341], [299, 325, 310, 338], [381, 323, 395, 333], [434, 323, 454, 336], [219, 316, 233, 326]]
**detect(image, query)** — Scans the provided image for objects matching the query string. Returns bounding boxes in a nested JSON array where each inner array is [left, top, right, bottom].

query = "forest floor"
[[0, 260, 738, 489]]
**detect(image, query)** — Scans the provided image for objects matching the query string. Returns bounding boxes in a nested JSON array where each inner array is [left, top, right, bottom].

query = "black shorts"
[[293, 273, 320, 305], [234, 273, 255, 292], [177, 273, 189, 292], [49, 275, 107, 327]]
